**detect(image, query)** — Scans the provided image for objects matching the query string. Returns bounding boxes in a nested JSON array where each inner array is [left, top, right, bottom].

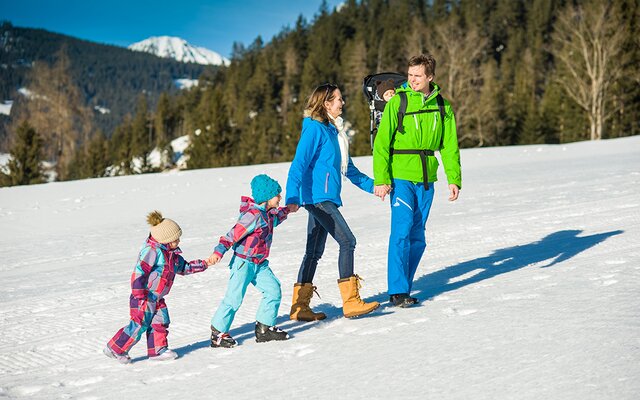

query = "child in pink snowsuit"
[[104, 211, 210, 363]]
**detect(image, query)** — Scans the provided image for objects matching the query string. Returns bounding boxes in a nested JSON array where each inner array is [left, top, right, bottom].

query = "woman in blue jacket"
[[286, 83, 380, 320]]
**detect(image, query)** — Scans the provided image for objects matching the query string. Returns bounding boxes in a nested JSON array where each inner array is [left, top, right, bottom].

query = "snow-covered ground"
[[1, 136, 639, 399]]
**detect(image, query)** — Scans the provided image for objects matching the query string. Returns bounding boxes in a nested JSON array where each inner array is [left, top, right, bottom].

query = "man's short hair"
[[408, 54, 436, 77]]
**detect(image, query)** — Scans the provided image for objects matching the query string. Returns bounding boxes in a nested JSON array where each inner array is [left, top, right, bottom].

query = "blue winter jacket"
[[286, 117, 373, 207]]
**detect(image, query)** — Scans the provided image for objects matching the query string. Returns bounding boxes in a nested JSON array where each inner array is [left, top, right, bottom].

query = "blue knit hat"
[[251, 174, 282, 204]]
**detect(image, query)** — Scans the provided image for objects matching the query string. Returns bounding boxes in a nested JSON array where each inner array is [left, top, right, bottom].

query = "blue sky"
[[1, 0, 345, 58]]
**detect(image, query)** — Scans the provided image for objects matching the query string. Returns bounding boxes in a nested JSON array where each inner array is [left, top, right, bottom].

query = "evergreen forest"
[[2, 0, 639, 186]]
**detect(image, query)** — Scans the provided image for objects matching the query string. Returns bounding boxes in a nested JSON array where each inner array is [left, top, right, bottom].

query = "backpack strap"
[[396, 92, 408, 134], [436, 93, 445, 150]]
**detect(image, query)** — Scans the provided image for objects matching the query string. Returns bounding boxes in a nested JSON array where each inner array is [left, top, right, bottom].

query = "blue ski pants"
[[211, 255, 282, 332], [387, 179, 434, 295]]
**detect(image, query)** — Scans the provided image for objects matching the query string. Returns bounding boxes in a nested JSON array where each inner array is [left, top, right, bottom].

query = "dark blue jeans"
[[298, 201, 357, 283]]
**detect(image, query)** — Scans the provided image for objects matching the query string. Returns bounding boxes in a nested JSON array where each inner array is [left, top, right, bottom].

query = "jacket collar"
[[146, 235, 181, 254]]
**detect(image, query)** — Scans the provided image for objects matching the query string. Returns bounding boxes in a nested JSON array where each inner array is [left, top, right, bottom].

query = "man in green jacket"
[[373, 53, 462, 308]]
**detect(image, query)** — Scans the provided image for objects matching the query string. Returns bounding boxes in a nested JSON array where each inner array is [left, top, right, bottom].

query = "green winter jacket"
[[373, 83, 462, 188]]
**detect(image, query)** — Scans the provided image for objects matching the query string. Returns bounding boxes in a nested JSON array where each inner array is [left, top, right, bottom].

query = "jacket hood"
[[239, 196, 257, 213], [303, 116, 336, 132], [146, 235, 181, 254]]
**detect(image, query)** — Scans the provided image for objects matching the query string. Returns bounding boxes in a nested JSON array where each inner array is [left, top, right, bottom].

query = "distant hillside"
[[0, 22, 217, 149], [129, 36, 229, 66]]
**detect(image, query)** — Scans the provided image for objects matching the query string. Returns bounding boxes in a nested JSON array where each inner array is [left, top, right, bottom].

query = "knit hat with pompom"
[[147, 210, 182, 244]]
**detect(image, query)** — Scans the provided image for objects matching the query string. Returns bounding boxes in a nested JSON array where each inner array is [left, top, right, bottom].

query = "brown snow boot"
[[290, 283, 326, 321], [337, 275, 380, 318]]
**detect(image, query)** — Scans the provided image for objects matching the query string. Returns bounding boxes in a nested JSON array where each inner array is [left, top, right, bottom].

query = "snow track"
[[1, 137, 639, 399]]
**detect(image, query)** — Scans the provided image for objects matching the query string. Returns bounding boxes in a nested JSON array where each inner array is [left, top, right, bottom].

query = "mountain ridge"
[[0, 22, 217, 149], [129, 36, 229, 66]]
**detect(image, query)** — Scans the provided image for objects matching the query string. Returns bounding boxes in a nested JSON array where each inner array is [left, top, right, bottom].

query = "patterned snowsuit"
[[211, 197, 289, 332], [107, 236, 208, 356]]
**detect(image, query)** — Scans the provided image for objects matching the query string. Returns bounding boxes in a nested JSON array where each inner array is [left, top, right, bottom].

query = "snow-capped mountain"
[[128, 36, 228, 66]]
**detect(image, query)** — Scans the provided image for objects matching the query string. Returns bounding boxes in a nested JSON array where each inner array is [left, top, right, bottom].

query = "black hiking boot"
[[211, 326, 237, 348], [389, 294, 418, 308], [255, 321, 289, 343]]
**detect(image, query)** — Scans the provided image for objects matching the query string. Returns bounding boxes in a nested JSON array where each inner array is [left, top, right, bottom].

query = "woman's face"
[[324, 88, 345, 119]]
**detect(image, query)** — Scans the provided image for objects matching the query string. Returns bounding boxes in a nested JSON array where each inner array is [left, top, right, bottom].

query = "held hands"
[[207, 253, 221, 266], [374, 185, 391, 201]]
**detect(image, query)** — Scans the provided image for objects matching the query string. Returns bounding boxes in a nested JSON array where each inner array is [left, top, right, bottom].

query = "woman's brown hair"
[[303, 83, 339, 123]]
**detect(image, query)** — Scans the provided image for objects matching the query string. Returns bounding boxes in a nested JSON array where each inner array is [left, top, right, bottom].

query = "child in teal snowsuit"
[[208, 174, 295, 347]]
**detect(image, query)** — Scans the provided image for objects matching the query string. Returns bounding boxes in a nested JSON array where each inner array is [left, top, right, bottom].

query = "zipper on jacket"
[[325, 172, 329, 193], [433, 112, 438, 131]]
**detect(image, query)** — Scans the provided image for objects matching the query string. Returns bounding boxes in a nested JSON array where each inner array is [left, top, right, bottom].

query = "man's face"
[[408, 65, 433, 94]]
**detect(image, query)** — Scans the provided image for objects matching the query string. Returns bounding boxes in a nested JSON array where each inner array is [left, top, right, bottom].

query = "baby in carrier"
[[374, 79, 396, 127]]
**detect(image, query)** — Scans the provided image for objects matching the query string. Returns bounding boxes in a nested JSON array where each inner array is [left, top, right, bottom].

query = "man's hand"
[[374, 185, 391, 201], [448, 184, 460, 201], [207, 253, 221, 266], [287, 204, 299, 213]]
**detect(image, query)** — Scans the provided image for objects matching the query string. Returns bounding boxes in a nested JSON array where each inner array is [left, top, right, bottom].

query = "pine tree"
[[340, 33, 371, 155], [109, 117, 134, 175], [4, 120, 45, 186], [154, 92, 172, 148], [130, 94, 154, 172], [469, 58, 503, 147], [84, 132, 109, 177]]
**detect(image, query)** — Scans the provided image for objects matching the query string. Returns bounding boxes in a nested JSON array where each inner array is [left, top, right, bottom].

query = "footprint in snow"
[[65, 376, 104, 387], [295, 348, 315, 357], [143, 375, 173, 384], [358, 327, 392, 335], [442, 307, 477, 317], [590, 273, 618, 287], [11, 385, 44, 396], [280, 345, 315, 357], [342, 325, 359, 334]]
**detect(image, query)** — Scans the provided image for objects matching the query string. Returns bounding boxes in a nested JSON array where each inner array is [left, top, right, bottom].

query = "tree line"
[[2, 0, 638, 187]]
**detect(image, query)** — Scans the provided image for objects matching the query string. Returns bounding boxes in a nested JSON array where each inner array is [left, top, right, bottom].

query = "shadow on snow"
[[172, 229, 622, 359]]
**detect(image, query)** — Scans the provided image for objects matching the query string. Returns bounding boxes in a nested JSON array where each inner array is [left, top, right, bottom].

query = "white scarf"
[[329, 114, 349, 178]]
